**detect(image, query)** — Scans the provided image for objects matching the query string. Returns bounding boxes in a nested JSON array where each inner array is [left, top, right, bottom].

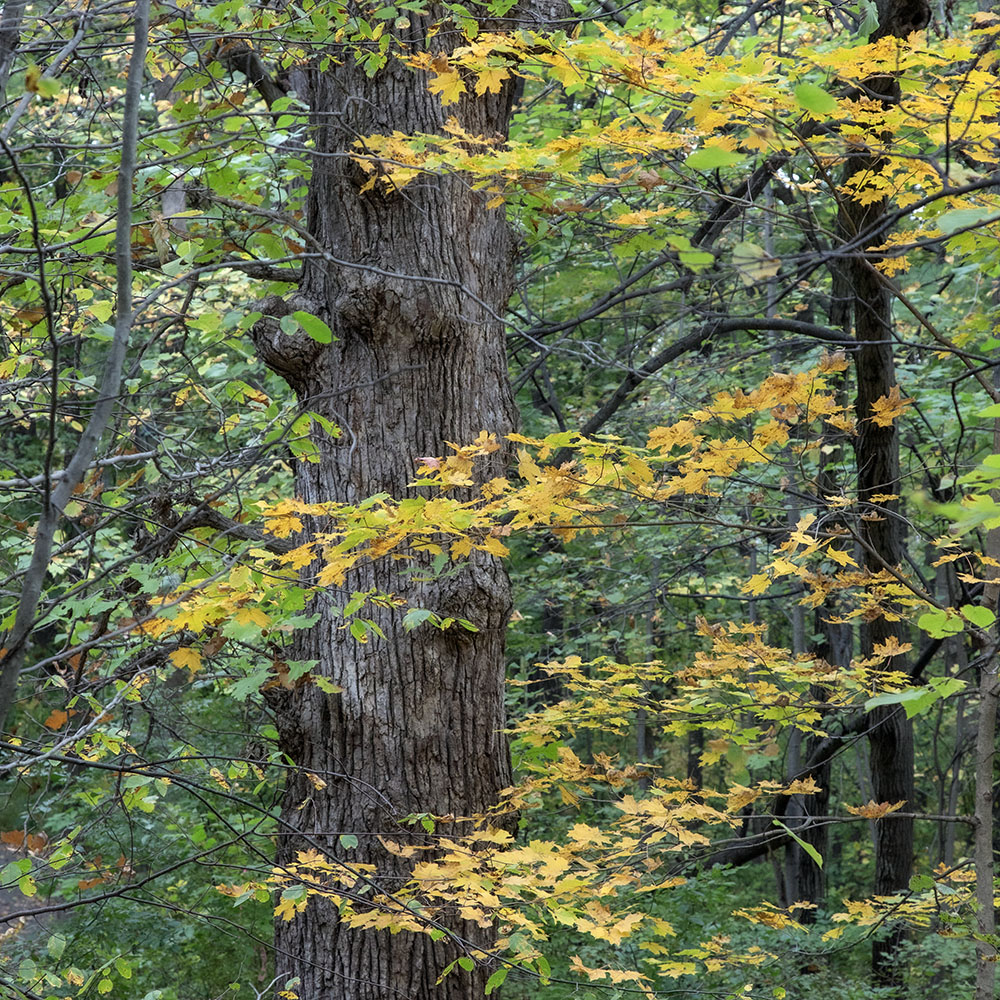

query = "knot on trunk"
[[250, 293, 327, 390]]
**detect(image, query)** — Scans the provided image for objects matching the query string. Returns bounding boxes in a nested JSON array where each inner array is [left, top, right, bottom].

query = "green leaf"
[[978, 404, 1000, 417], [36, 76, 62, 99], [909, 874, 935, 891], [484, 967, 508, 994], [916, 609, 964, 638], [772, 819, 822, 868], [963, 605, 996, 629], [403, 608, 435, 631], [937, 208, 1000, 235], [457, 957, 474, 972], [0, 859, 28, 885], [47, 933, 66, 960], [536, 954, 551, 983], [115, 957, 132, 979], [855, 0, 880, 36], [679, 248, 714, 270], [732, 241, 780, 284], [436, 960, 457, 984], [339, 834, 359, 849], [292, 310, 334, 344], [314, 676, 343, 694], [344, 592, 368, 616], [865, 678, 963, 719], [686, 146, 744, 170], [794, 83, 837, 116]]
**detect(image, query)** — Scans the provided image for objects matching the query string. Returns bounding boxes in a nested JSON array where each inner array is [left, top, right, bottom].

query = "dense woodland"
[[1, 0, 1000, 998]]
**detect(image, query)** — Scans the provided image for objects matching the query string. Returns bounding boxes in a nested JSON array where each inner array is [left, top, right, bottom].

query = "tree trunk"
[[839, 1, 929, 987], [249, 10, 559, 995], [848, 191, 917, 994], [973, 368, 1000, 1000]]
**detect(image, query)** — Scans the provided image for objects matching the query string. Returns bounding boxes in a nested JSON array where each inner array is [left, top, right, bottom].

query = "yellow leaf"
[[274, 896, 300, 921], [170, 647, 203, 673], [819, 350, 849, 373], [428, 68, 466, 105], [741, 573, 771, 595], [845, 799, 906, 819], [869, 385, 914, 427], [871, 637, 912, 659], [769, 557, 798, 577], [475, 67, 507, 95], [235, 606, 271, 628], [826, 548, 857, 567], [483, 535, 509, 558]]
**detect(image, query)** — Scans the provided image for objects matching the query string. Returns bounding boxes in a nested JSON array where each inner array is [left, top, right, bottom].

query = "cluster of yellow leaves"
[[351, 16, 1000, 276], [144, 365, 862, 644], [141, 360, 959, 686], [250, 774, 799, 987], [824, 866, 981, 940], [140, 563, 272, 638], [506, 641, 890, 776], [733, 899, 815, 932]]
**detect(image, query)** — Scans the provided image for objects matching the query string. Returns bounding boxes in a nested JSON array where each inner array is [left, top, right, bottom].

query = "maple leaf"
[[741, 573, 771, 595], [475, 67, 508, 95], [427, 69, 467, 105], [274, 896, 301, 921], [869, 385, 914, 427], [170, 647, 203, 673], [846, 799, 906, 819], [43, 708, 68, 730], [871, 637, 912, 659], [234, 606, 270, 628], [826, 547, 857, 567]]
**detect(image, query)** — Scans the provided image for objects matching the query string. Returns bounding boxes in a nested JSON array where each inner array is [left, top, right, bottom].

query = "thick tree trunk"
[[249, 10, 559, 995]]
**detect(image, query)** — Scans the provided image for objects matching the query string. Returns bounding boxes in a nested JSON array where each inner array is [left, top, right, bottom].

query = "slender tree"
[[840, 0, 930, 985]]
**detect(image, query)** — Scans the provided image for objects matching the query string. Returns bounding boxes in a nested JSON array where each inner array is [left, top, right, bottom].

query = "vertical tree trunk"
[[848, 187, 917, 994], [973, 371, 1000, 1000], [249, 9, 559, 995], [839, 1, 928, 987]]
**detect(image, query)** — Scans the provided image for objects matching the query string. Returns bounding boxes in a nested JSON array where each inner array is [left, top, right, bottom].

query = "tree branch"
[[0, 1, 150, 726]]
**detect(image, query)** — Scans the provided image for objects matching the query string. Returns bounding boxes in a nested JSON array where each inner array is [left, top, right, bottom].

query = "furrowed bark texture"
[[251, 9, 562, 996], [841, 0, 928, 986]]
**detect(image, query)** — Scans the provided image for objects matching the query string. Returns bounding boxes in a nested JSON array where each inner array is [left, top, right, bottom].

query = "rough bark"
[[250, 8, 562, 996], [839, 0, 929, 985], [848, 183, 917, 995]]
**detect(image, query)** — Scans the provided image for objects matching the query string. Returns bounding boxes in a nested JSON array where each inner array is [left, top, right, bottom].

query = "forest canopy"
[[1, 1, 1000, 999]]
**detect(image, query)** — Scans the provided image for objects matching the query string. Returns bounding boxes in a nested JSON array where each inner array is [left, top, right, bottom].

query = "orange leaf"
[[44, 709, 68, 729]]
